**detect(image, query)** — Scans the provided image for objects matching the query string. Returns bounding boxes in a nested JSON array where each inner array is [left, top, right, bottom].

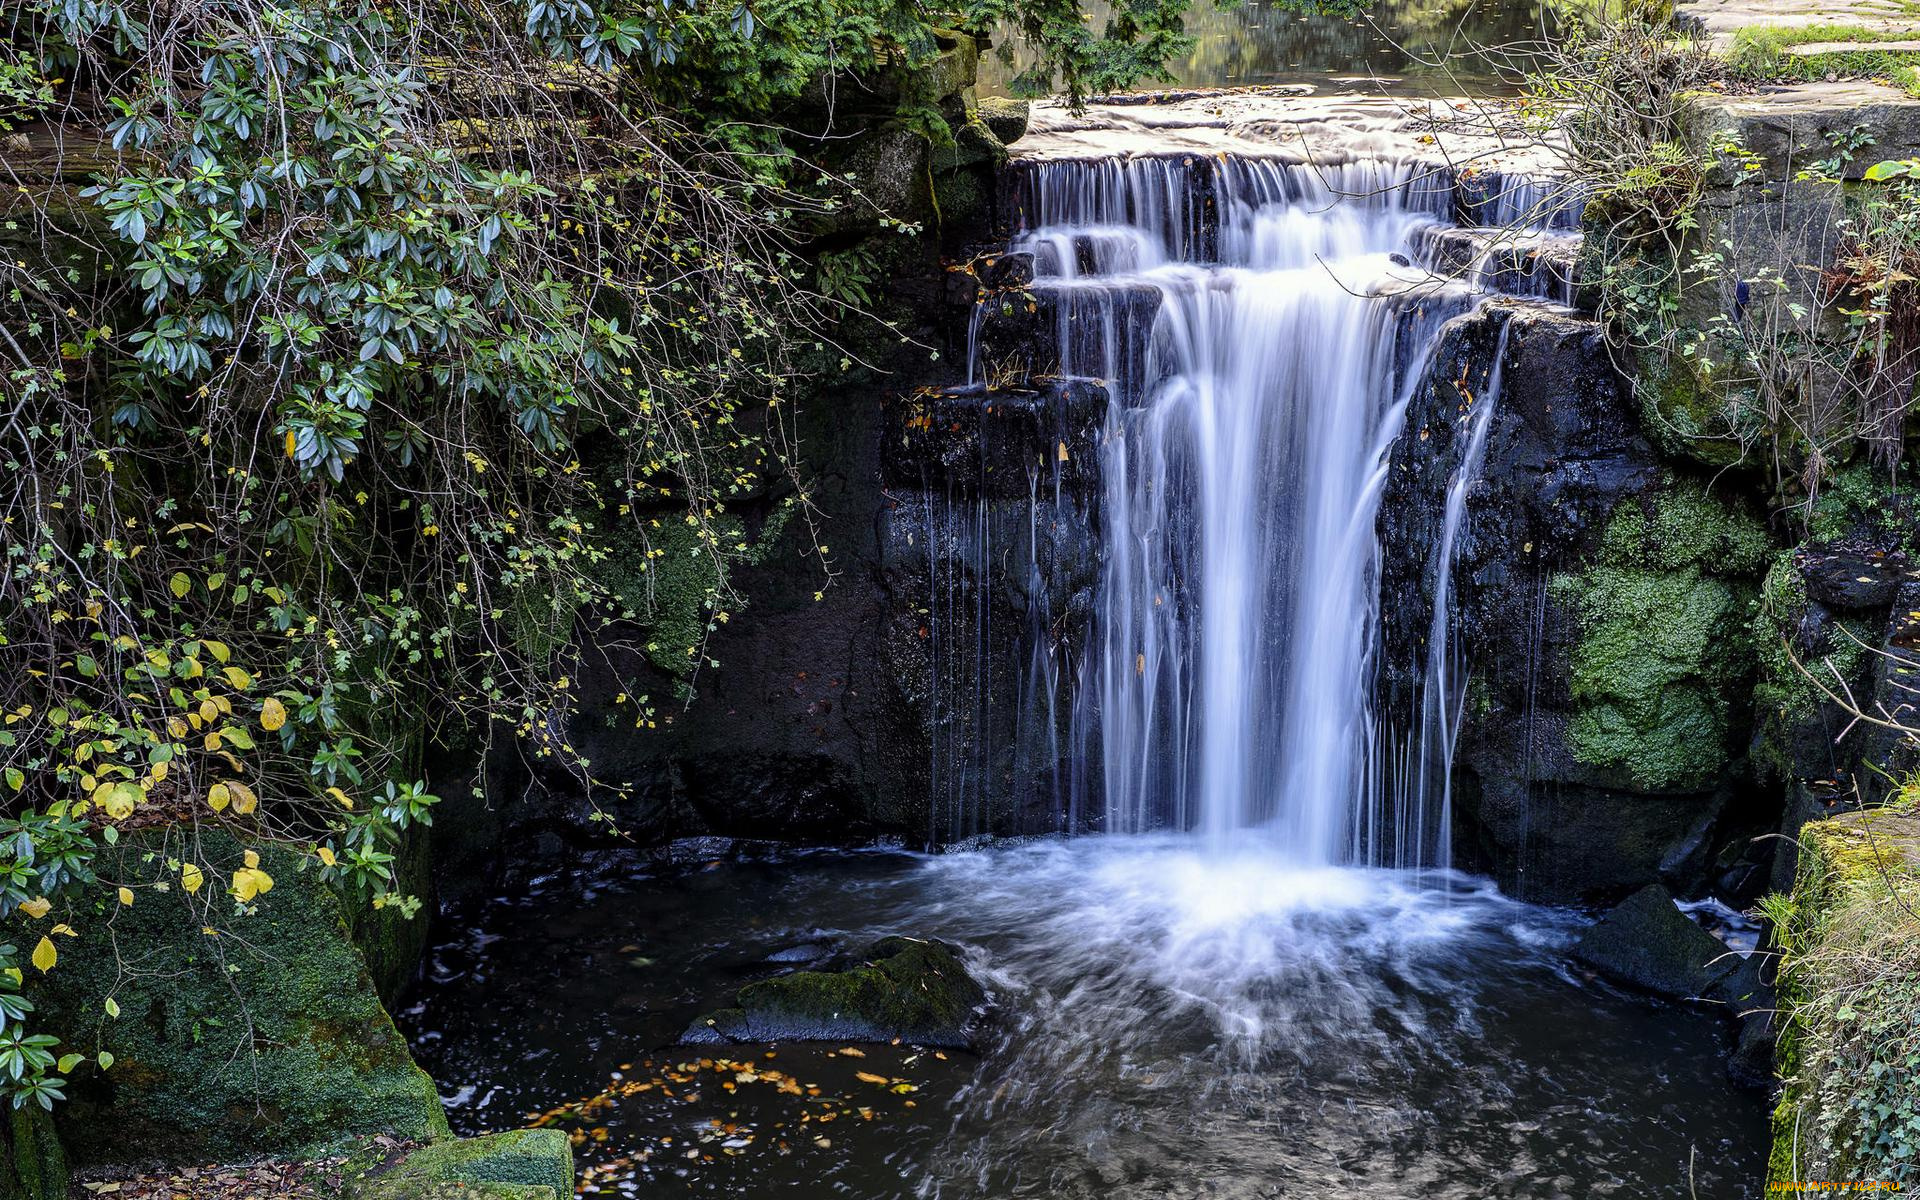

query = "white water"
[[1011, 155, 1496, 864]]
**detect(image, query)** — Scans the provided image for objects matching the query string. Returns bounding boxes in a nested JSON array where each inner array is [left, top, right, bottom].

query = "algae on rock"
[[351, 1130, 574, 1200], [685, 936, 986, 1048]]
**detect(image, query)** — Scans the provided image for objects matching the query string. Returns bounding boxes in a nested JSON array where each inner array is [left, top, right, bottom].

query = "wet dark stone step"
[[882, 379, 1109, 499]]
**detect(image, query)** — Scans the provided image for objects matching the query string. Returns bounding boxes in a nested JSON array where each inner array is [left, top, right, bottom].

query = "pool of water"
[[978, 0, 1561, 97], [402, 836, 1769, 1198]]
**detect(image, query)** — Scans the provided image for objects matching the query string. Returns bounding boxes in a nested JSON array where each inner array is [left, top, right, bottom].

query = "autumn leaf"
[[227, 779, 258, 815], [181, 862, 204, 894], [31, 937, 55, 973], [18, 897, 50, 920], [260, 697, 287, 731], [208, 782, 231, 812]]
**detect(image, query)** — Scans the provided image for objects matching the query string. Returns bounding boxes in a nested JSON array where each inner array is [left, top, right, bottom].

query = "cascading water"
[[1006, 154, 1502, 865], [409, 126, 1772, 1200]]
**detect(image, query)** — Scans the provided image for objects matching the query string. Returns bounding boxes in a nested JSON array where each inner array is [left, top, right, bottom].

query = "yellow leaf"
[[207, 782, 231, 812], [18, 897, 50, 920], [260, 697, 287, 732], [855, 1071, 889, 1085], [202, 640, 231, 664], [227, 779, 257, 815], [284, 429, 298, 458], [326, 787, 353, 810], [102, 783, 140, 821], [117, 888, 134, 907], [31, 937, 55, 973], [50, 924, 73, 937], [230, 866, 274, 902], [166, 716, 189, 739], [168, 573, 190, 599], [104, 997, 120, 1018], [243, 849, 260, 869], [181, 862, 204, 894], [317, 846, 337, 868], [220, 665, 252, 691], [198, 699, 218, 725], [203, 730, 223, 752]]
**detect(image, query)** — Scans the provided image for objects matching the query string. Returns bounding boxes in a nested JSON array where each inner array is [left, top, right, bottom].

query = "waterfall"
[[1006, 154, 1507, 867]]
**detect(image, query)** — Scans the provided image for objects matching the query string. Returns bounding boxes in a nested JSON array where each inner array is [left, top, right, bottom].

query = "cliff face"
[[450, 83, 1920, 917]]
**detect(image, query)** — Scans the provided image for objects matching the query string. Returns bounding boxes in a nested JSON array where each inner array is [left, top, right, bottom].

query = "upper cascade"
[[946, 98, 1581, 866]]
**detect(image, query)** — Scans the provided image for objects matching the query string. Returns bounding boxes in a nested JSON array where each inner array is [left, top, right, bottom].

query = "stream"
[[404, 838, 1768, 1198]]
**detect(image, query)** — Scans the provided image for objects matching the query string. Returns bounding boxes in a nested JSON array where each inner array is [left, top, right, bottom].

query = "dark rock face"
[[683, 936, 986, 1049], [431, 51, 1046, 883], [1381, 301, 1777, 903]]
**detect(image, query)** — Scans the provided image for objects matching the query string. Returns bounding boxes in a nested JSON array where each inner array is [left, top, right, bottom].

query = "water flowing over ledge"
[[923, 102, 1584, 862]]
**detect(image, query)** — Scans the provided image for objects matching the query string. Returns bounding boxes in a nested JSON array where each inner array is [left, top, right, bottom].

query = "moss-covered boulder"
[[0, 1108, 66, 1200], [1556, 478, 1772, 792], [351, 1130, 573, 1200], [1769, 806, 1920, 1186], [28, 831, 446, 1165], [684, 936, 985, 1048]]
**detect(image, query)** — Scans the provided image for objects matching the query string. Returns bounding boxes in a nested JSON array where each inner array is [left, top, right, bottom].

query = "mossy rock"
[[0, 1107, 66, 1200], [353, 1130, 573, 1200], [27, 831, 447, 1165], [684, 936, 985, 1048], [976, 96, 1030, 145], [1768, 808, 1920, 1184], [354, 1182, 555, 1200], [1558, 479, 1772, 791], [1632, 349, 1753, 470]]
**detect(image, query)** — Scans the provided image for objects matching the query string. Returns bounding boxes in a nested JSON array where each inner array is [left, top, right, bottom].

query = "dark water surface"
[[978, 0, 1561, 97], [402, 837, 1768, 1198]]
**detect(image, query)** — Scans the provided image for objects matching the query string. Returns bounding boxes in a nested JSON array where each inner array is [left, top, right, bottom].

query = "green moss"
[[1633, 349, 1754, 469], [28, 831, 447, 1165], [592, 500, 796, 684], [1559, 479, 1771, 791], [1768, 806, 1920, 1184], [0, 1107, 66, 1200], [693, 936, 985, 1047], [1726, 25, 1920, 97], [1808, 459, 1917, 548], [360, 1130, 573, 1200]]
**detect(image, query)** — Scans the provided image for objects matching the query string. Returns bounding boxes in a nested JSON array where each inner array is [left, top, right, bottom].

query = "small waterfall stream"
[[985, 152, 1533, 865]]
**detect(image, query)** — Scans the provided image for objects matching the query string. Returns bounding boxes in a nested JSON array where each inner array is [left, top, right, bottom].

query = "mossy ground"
[[1557, 479, 1772, 790], [1767, 803, 1920, 1185], [1726, 24, 1920, 96]]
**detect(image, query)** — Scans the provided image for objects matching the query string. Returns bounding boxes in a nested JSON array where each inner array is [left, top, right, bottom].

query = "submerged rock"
[[1573, 884, 1777, 1086], [683, 936, 986, 1048], [1574, 883, 1740, 998]]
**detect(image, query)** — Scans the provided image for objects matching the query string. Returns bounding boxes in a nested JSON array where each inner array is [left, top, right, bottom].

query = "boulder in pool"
[[683, 936, 985, 1049], [1572, 883, 1740, 999]]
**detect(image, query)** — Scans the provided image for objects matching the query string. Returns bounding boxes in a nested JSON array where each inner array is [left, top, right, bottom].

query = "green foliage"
[[0, 0, 1192, 1119], [1556, 480, 1769, 791]]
